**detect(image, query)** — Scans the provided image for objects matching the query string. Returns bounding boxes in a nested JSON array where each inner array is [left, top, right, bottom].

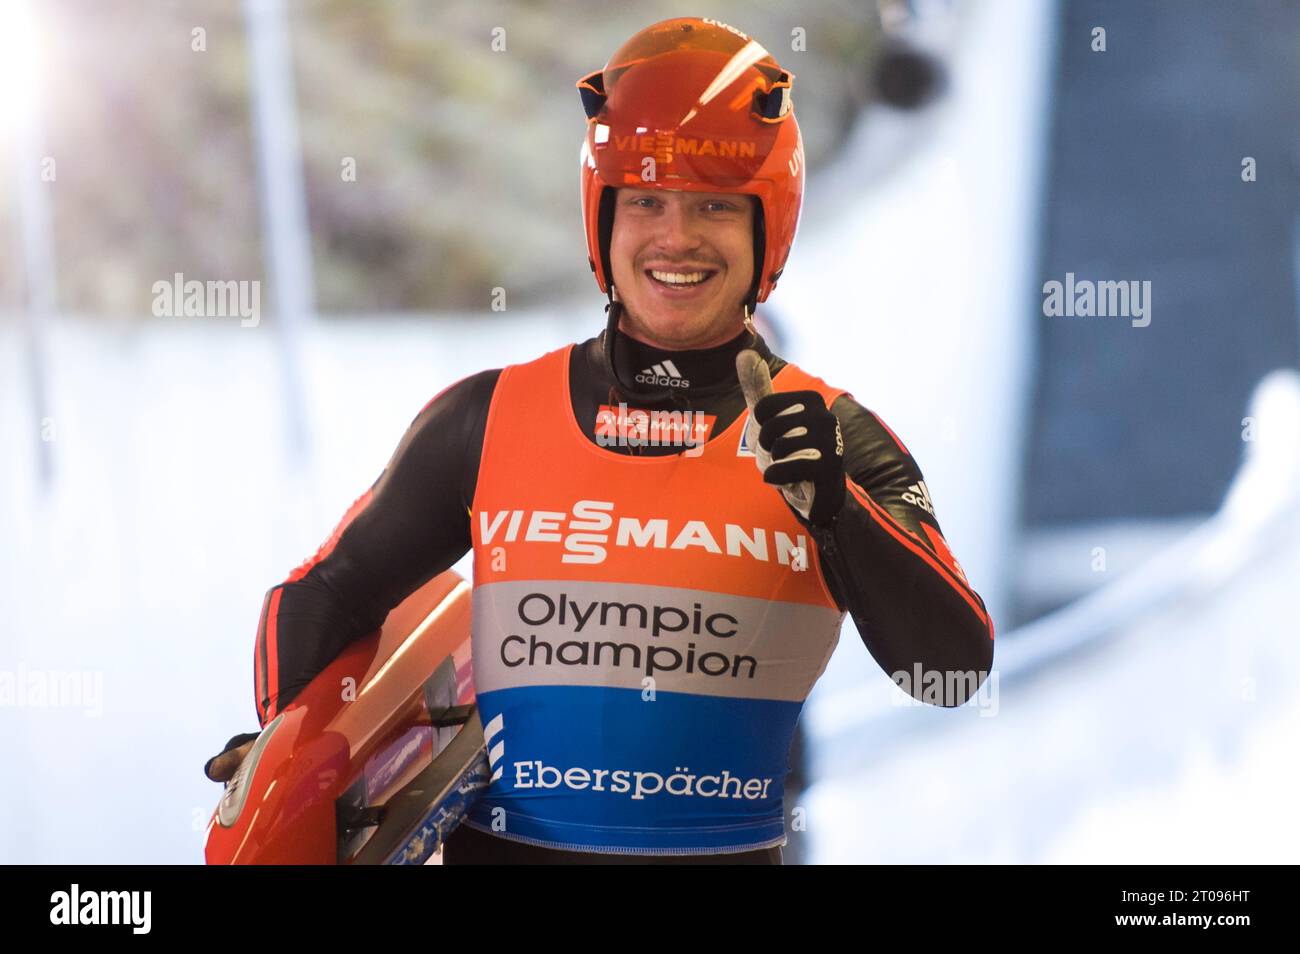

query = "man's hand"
[[737, 350, 846, 527], [204, 731, 260, 783]]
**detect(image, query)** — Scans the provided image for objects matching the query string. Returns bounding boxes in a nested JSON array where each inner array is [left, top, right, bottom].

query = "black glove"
[[751, 389, 846, 527], [204, 731, 261, 782]]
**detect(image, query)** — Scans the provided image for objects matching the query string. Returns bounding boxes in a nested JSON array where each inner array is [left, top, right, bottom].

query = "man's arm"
[[739, 357, 992, 707], [253, 369, 500, 726], [808, 395, 994, 705]]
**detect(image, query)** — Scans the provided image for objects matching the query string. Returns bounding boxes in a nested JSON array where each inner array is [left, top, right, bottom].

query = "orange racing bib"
[[466, 344, 847, 854]]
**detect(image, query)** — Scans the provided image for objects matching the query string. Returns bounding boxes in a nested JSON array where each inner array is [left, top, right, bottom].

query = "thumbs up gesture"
[[736, 349, 846, 527]]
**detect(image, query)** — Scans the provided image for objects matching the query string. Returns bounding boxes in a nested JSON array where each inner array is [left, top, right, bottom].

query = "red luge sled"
[[204, 571, 486, 865]]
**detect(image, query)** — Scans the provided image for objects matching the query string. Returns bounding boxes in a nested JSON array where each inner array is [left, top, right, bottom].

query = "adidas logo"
[[902, 480, 934, 515], [635, 360, 690, 388]]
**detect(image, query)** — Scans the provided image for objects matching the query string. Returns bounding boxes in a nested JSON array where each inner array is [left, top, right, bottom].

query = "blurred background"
[[1, 0, 1297, 863]]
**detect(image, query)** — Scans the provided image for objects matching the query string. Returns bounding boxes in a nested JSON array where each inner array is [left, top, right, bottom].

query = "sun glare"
[[0, 0, 41, 134]]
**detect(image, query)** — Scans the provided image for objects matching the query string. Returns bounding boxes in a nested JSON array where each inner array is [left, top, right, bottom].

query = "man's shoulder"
[[418, 338, 591, 417], [489, 335, 612, 389], [492, 339, 593, 377], [772, 358, 847, 402]]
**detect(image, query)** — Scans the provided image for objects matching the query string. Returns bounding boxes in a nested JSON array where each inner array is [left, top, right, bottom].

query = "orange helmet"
[[577, 17, 805, 311]]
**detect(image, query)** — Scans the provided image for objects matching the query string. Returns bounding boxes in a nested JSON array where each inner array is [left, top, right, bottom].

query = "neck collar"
[[599, 301, 765, 403]]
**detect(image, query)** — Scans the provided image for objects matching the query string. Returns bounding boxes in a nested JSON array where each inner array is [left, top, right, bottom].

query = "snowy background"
[[2, 0, 1297, 863]]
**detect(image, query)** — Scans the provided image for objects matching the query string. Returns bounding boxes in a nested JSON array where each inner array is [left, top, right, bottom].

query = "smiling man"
[[207, 17, 994, 865], [610, 187, 758, 350]]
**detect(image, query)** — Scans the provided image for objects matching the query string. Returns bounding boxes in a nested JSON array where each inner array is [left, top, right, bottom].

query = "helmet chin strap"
[[600, 286, 758, 403], [601, 293, 673, 404]]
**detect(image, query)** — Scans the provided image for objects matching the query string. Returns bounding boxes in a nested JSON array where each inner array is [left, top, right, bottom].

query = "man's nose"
[[653, 201, 704, 252]]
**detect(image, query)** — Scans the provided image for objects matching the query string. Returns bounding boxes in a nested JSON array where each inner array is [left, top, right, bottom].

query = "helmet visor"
[[589, 19, 793, 189]]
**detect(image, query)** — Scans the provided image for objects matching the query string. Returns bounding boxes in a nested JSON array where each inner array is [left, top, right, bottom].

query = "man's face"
[[608, 187, 755, 350]]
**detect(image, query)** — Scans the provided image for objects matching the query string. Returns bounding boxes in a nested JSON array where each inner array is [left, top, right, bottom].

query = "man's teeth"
[[650, 270, 711, 285]]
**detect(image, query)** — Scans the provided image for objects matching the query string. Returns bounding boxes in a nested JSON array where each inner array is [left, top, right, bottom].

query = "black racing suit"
[[251, 326, 995, 864]]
